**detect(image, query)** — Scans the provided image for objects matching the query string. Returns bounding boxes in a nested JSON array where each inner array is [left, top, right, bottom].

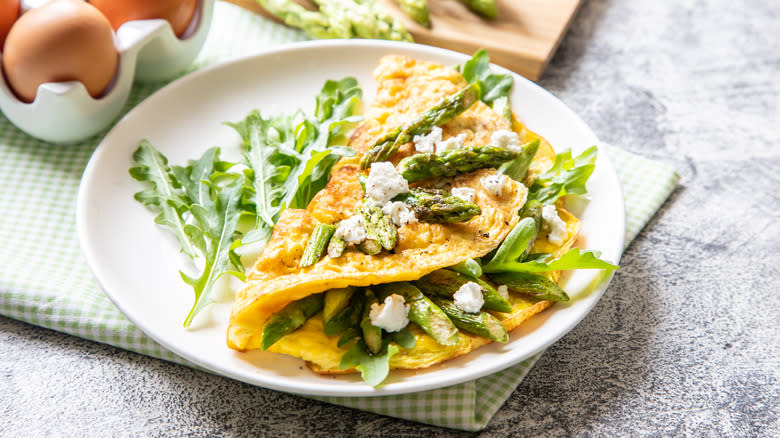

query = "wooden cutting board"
[[223, 0, 582, 80]]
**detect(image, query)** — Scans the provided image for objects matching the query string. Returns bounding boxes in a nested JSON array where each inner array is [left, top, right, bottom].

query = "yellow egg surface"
[[227, 55, 581, 375]]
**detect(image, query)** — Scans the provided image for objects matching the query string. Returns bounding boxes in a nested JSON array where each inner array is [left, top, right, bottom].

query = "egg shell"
[[2, 0, 117, 103], [0, 0, 20, 49], [90, 0, 198, 37]]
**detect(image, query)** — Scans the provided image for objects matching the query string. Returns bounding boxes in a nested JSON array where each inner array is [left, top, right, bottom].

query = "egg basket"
[[0, 0, 215, 144]]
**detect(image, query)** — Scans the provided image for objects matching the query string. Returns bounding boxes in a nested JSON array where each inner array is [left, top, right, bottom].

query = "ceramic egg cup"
[[0, 0, 215, 144]]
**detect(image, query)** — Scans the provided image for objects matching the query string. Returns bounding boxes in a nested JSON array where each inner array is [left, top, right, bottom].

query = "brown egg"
[[2, 0, 118, 103], [90, 0, 198, 37], [0, 0, 20, 49]]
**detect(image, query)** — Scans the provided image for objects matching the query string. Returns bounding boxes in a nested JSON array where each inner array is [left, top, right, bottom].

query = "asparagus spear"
[[456, 0, 498, 19], [261, 294, 324, 350], [397, 145, 519, 183], [300, 223, 336, 267], [324, 291, 365, 335], [413, 269, 513, 313], [356, 199, 398, 251], [394, 0, 430, 27], [361, 289, 384, 354], [430, 296, 508, 342], [323, 287, 358, 324], [375, 283, 460, 346], [257, 0, 413, 42], [356, 239, 383, 255], [327, 235, 347, 258], [360, 83, 482, 169], [487, 272, 570, 302], [395, 188, 481, 223]]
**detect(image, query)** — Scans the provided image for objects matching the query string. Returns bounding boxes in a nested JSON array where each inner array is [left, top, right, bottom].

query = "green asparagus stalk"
[[324, 291, 365, 335], [300, 223, 336, 267], [323, 287, 358, 324], [261, 294, 324, 350], [499, 139, 540, 182], [430, 296, 508, 342], [413, 269, 513, 313], [456, 0, 498, 19], [356, 199, 398, 251], [487, 272, 570, 302], [327, 234, 347, 258], [375, 283, 460, 346], [397, 145, 519, 183], [395, 188, 481, 223], [356, 239, 383, 255], [394, 0, 430, 27], [257, 0, 413, 42], [361, 289, 384, 354], [360, 83, 482, 169]]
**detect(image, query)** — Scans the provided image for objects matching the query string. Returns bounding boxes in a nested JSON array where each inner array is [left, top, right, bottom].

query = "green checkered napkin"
[[0, 3, 679, 432]]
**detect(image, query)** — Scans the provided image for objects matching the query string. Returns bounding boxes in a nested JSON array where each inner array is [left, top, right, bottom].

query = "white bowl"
[[0, 0, 214, 144]]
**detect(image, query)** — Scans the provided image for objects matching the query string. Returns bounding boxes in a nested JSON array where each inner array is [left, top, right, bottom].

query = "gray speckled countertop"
[[2, 1, 778, 436]]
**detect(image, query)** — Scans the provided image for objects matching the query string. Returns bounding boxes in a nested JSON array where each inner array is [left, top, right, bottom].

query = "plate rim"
[[77, 39, 626, 397]]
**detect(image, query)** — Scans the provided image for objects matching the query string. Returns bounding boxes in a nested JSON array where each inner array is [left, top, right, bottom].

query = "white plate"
[[77, 40, 625, 397]]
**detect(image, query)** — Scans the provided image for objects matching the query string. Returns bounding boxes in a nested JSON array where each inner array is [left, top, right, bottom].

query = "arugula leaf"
[[529, 146, 598, 205], [500, 139, 540, 182], [338, 326, 416, 386], [484, 248, 619, 274], [228, 77, 362, 248], [388, 327, 416, 349], [129, 141, 198, 258], [482, 217, 537, 272], [459, 49, 514, 106], [340, 342, 400, 387], [180, 175, 246, 327], [131, 145, 247, 327]]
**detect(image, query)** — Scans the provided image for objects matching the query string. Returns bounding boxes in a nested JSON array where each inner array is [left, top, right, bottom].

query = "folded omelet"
[[227, 55, 580, 374]]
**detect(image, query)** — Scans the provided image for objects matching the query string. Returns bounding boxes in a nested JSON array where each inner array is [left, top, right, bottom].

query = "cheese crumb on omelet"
[[369, 294, 410, 332], [366, 162, 409, 205]]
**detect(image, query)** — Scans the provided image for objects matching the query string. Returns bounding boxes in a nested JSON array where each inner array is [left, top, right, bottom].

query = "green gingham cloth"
[[0, 3, 679, 432]]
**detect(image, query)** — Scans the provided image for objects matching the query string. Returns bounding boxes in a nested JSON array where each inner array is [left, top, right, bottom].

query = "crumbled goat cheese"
[[451, 187, 476, 203], [491, 129, 522, 152], [369, 294, 410, 332], [366, 161, 409, 205], [450, 187, 477, 202], [453, 282, 484, 313], [481, 173, 508, 197], [335, 215, 366, 244], [381, 201, 418, 227], [436, 133, 467, 154], [542, 204, 568, 245], [497, 285, 509, 300], [413, 126, 442, 154]]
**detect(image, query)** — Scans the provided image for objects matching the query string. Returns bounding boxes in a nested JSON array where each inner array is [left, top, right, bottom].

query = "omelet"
[[227, 55, 581, 375]]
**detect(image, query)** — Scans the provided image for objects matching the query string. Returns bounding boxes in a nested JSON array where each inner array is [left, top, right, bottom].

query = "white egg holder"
[[0, 0, 215, 144]]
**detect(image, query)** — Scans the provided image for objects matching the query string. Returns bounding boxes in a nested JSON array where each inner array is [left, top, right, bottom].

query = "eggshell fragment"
[[2, 0, 117, 103]]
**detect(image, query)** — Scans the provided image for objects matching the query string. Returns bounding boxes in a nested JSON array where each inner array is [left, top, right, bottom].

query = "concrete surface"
[[1, 0, 778, 436]]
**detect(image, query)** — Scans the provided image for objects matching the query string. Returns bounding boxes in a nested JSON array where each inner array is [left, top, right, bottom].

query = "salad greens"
[[486, 248, 619, 274], [227, 77, 362, 248], [339, 326, 416, 386], [529, 146, 598, 205], [130, 77, 362, 327], [459, 49, 514, 108]]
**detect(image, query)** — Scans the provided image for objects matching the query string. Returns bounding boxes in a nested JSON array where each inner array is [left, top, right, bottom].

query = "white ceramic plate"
[[77, 40, 625, 397]]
